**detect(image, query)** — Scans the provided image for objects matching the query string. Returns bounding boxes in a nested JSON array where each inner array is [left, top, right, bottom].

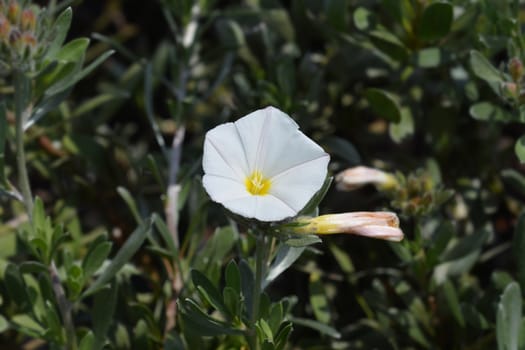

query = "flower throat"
[[245, 170, 271, 195]]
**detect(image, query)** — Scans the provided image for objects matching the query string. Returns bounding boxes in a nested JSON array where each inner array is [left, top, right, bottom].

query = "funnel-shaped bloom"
[[335, 166, 397, 191], [203, 106, 330, 222], [292, 212, 404, 242]]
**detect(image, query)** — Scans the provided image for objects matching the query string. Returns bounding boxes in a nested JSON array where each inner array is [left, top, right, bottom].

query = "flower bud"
[[501, 82, 518, 99], [0, 16, 10, 42], [509, 57, 523, 82], [292, 212, 404, 241], [21, 9, 36, 31], [8, 27, 20, 45], [21, 31, 36, 48], [7, 1, 20, 24], [335, 166, 397, 191]]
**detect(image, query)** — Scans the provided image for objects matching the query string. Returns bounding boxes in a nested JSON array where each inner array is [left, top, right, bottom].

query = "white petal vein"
[[270, 154, 329, 181], [207, 137, 245, 179]]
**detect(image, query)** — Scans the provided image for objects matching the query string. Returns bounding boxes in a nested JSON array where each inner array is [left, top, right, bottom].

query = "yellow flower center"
[[245, 170, 271, 196]]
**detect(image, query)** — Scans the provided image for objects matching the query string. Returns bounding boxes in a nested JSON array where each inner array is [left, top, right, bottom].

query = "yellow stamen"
[[245, 170, 271, 195]]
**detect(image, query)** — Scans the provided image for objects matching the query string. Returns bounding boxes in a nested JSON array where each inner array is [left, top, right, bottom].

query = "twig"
[[163, 125, 185, 334], [49, 261, 77, 350], [163, 3, 198, 334], [14, 70, 33, 216], [165, 126, 186, 248]]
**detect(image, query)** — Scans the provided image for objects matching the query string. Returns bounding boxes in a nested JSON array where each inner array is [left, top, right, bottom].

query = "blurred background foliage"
[[2, 0, 525, 349]]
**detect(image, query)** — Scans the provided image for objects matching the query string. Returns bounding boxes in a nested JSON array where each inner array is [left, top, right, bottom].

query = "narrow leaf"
[[179, 299, 244, 336], [264, 244, 305, 288], [225, 260, 241, 294], [144, 62, 167, 155], [284, 235, 322, 247], [45, 50, 114, 96], [290, 317, 341, 339], [46, 7, 73, 58], [470, 50, 504, 82], [239, 259, 254, 319], [513, 211, 525, 289], [365, 88, 402, 122], [82, 241, 113, 279], [82, 220, 150, 297], [78, 331, 95, 350], [470, 102, 514, 123], [515, 135, 525, 164], [152, 213, 178, 258], [191, 270, 230, 318], [497, 282, 522, 350], [299, 176, 333, 216], [117, 187, 143, 225], [92, 282, 118, 349], [443, 281, 465, 327]]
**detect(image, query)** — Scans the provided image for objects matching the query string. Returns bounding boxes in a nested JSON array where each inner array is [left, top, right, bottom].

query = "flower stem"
[[249, 233, 269, 349], [14, 69, 33, 216]]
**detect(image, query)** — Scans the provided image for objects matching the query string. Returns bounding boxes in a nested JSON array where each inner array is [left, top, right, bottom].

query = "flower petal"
[[234, 106, 297, 173], [269, 155, 330, 211], [202, 174, 248, 203], [257, 109, 327, 178], [349, 225, 404, 241], [203, 122, 249, 180], [223, 194, 296, 222]]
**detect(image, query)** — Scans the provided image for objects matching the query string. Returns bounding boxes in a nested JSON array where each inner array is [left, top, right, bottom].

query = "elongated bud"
[[335, 166, 397, 191], [292, 212, 404, 242], [509, 57, 523, 82], [0, 16, 10, 42], [7, 1, 20, 23], [21, 9, 36, 31]]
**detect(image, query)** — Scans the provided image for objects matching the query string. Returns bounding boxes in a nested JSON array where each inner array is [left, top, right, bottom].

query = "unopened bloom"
[[203, 106, 330, 222], [7, 1, 20, 24], [0, 16, 10, 42], [509, 57, 523, 82], [21, 9, 36, 32], [502, 82, 518, 98], [21, 31, 36, 48], [335, 166, 397, 191], [293, 212, 404, 241]]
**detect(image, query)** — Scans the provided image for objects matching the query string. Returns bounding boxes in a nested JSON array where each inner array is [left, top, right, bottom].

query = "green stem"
[[14, 70, 77, 350], [50, 262, 77, 350], [249, 233, 269, 350], [14, 69, 33, 216]]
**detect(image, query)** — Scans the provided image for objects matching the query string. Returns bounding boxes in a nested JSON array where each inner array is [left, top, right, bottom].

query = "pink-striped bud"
[[335, 166, 397, 191], [292, 212, 404, 242]]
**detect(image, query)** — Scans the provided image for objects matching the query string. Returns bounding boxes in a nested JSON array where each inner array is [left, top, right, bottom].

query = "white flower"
[[292, 212, 404, 242], [202, 106, 330, 222]]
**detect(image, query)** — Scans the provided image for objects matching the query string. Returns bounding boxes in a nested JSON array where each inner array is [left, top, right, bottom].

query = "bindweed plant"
[[1, 0, 525, 349]]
